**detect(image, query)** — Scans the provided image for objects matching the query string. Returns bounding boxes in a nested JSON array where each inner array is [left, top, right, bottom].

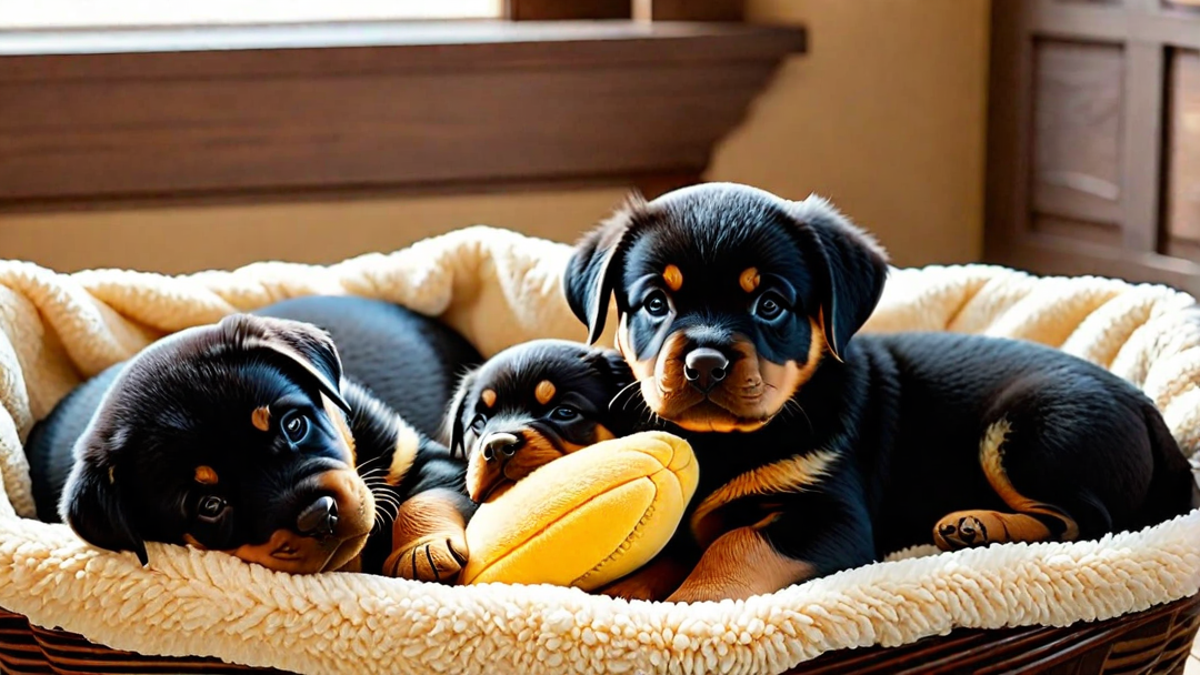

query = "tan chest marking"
[[251, 406, 271, 432], [690, 449, 841, 540], [386, 420, 422, 486]]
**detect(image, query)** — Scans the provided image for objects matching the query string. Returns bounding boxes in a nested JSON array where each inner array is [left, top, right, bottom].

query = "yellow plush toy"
[[460, 431, 698, 591]]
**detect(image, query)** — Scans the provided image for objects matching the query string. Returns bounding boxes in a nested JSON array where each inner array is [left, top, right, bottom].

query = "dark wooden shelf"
[[0, 20, 806, 211]]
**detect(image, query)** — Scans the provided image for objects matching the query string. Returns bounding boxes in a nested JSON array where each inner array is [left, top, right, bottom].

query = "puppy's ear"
[[583, 347, 634, 393], [564, 193, 647, 345], [60, 451, 148, 565], [442, 367, 481, 459], [222, 314, 351, 413], [791, 196, 889, 361]]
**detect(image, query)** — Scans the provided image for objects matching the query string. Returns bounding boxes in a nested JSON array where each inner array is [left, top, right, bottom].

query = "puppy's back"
[[25, 363, 124, 521], [260, 296, 481, 436]]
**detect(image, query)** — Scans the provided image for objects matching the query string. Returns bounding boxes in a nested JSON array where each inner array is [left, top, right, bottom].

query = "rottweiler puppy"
[[444, 339, 634, 504], [564, 183, 1198, 603], [26, 296, 482, 581]]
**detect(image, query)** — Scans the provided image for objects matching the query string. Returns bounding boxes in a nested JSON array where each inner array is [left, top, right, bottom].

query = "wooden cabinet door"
[[986, 0, 1200, 295]]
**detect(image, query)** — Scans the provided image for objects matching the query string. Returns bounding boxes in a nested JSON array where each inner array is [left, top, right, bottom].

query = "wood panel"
[[0, 21, 805, 210], [986, 0, 1200, 292], [1031, 40, 1124, 231], [1166, 49, 1200, 261]]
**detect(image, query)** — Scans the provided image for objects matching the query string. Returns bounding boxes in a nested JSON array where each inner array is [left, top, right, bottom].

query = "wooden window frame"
[[985, 0, 1200, 295], [0, 2, 805, 213]]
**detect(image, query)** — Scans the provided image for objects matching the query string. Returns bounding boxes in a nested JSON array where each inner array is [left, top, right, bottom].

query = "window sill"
[[0, 20, 806, 211]]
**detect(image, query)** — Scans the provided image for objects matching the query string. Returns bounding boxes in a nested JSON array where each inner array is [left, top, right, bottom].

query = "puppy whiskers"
[[608, 379, 644, 412]]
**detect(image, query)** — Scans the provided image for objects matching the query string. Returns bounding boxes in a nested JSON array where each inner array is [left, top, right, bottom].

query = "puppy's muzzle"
[[226, 468, 374, 574], [466, 428, 569, 504], [296, 495, 338, 538], [468, 432, 526, 503], [480, 432, 522, 462], [684, 347, 729, 393]]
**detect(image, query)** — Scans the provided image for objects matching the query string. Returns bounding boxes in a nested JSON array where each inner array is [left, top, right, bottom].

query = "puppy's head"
[[59, 314, 375, 574], [445, 340, 633, 503], [564, 183, 888, 433]]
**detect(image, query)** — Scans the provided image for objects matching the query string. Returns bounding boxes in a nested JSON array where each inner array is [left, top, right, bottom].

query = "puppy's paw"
[[934, 511, 990, 550], [934, 508, 1060, 551], [384, 532, 468, 584]]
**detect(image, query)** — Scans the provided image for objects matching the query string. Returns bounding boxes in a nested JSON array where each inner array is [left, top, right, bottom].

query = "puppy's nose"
[[481, 432, 522, 462], [684, 348, 730, 393], [296, 495, 339, 537]]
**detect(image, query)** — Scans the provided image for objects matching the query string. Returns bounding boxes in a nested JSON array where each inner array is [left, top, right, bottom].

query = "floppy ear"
[[791, 196, 889, 361], [59, 452, 148, 565], [564, 194, 647, 345], [442, 367, 481, 459], [583, 347, 634, 394], [221, 314, 351, 413]]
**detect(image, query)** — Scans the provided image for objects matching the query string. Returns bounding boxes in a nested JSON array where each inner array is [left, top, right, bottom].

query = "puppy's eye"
[[469, 414, 486, 432], [281, 410, 310, 444], [198, 495, 227, 520], [550, 406, 580, 421], [644, 291, 669, 318], [754, 293, 788, 321]]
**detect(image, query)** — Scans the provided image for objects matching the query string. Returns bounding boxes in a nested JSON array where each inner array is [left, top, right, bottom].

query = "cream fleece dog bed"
[[0, 226, 1198, 675]]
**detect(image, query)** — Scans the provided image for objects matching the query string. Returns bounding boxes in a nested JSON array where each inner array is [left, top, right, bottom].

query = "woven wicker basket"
[[1, 229, 1198, 675], [2, 596, 1196, 674]]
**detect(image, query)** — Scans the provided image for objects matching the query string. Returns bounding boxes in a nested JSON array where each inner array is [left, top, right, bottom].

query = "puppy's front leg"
[[667, 503, 875, 603], [666, 525, 811, 603], [383, 488, 473, 584]]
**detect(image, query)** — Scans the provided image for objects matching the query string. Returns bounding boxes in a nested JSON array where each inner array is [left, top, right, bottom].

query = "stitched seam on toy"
[[465, 472, 654, 583], [571, 472, 663, 587]]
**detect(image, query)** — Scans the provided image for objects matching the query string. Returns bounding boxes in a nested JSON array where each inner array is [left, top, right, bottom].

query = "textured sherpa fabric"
[[0, 226, 1197, 675]]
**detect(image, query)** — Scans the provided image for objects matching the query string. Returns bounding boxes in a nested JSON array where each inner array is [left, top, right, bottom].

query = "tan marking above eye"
[[481, 389, 497, 408], [194, 465, 219, 485], [535, 380, 557, 405], [740, 267, 761, 293], [663, 264, 683, 292], [251, 406, 271, 432]]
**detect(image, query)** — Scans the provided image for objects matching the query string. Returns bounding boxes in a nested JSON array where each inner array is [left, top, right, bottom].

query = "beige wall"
[[0, 0, 990, 274], [709, 0, 991, 267]]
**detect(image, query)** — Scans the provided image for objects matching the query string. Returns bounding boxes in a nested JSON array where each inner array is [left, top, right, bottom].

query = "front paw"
[[383, 532, 468, 584], [933, 511, 992, 550]]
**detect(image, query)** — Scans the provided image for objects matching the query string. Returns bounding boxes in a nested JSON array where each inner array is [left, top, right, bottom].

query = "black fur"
[[565, 182, 1198, 600], [446, 339, 634, 502], [26, 296, 481, 575]]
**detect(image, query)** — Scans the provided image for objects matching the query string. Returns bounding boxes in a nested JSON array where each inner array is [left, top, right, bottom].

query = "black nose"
[[296, 495, 338, 537], [684, 348, 730, 393], [481, 432, 522, 462]]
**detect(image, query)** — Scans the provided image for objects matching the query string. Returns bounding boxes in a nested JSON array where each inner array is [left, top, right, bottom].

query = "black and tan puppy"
[[565, 183, 1198, 603], [26, 296, 481, 581], [445, 339, 634, 504]]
